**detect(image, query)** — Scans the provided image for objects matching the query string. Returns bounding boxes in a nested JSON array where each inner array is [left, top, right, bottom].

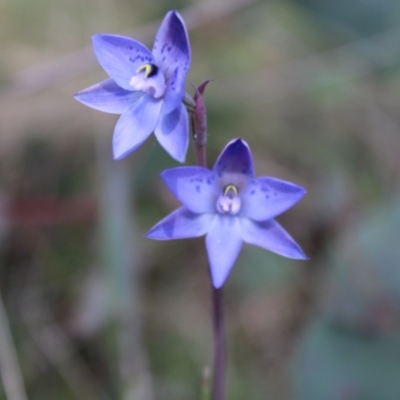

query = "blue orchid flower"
[[146, 138, 307, 288], [74, 10, 191, 162]]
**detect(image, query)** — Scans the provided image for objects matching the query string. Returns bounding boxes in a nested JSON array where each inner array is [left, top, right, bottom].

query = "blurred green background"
[[2, 0, 400, 399]]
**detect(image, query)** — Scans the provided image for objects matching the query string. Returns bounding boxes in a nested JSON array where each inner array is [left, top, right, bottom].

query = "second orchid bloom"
[[147, 138, 307, 288], [74, 10, 191, 162]]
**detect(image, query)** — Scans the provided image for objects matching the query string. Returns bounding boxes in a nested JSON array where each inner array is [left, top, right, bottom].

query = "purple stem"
[[211, 287, 226, 400], [191, 81, 209, 169], [190, 82, 226, 400]]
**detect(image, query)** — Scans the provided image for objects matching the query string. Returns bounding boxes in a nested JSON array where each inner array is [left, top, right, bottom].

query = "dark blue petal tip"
[[214, 138, 254, 178]]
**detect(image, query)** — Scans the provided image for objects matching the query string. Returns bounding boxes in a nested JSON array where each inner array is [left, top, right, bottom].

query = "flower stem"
[[188, 82, 226, 400], [211, 287, 226, 400], [194, 142, 207, 169], [191, 80, 211, 170]]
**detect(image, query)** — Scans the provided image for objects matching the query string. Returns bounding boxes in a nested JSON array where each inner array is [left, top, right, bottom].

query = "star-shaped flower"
[[147, 138, 307, 288], [74, 10, 191, 162]]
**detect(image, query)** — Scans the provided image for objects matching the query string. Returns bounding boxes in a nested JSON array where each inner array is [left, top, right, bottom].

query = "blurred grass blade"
[[0, 293, 28, 400], [96, 132, 154, 400]]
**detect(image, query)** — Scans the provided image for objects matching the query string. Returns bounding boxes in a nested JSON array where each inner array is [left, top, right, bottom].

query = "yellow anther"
[[223, 184, 238, 197], [136, 63, 157, 78]]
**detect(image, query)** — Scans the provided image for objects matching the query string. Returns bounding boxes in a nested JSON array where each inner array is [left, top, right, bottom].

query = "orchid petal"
[[240, 218, 307, 259], [146, 207, 214, 240], [73, 79, 143, 114], [113, 94, 162, 160], [213, 138, 254, 190], [241, 177, 306, 221], [161, 167, 217, 213], [206, 216, 243, 288], [92, 34, 154, 90], [162, 65, 186, 115], [153, 10, 191, 81], [154, 103, 189, 162]]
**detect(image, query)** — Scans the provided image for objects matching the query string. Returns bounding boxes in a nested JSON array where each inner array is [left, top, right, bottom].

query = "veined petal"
[[206, 216, 243, 288], [113, 94, 162, 160], [240, 218, 307, 259], [146, 207, 214, 240], [241, 177, 306, 221], [162, 65, 186, 115], [153, 10, 191, 81], [73, 79, 143, 114], [92, 34, 154, 90], [154, 103, 189, 162], [161, 167, 217, 213], [213, 138, 254, 190]]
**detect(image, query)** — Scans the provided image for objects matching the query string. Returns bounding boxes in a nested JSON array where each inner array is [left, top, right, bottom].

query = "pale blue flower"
[[74, 10, 191, 162], [147, 138, 307, 288]]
